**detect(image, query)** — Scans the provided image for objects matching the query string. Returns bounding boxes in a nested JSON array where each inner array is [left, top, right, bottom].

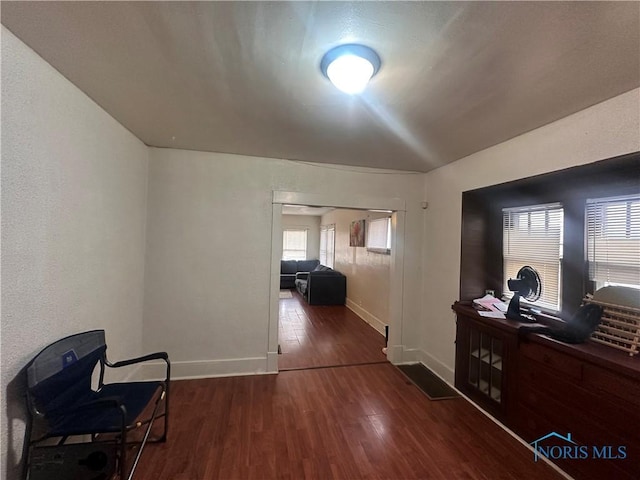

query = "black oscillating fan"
[[506, 266, 541, 322]]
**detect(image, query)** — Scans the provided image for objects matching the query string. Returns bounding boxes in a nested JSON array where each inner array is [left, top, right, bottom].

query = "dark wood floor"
[[133, 296, 563, 479], [278, 289, 387, 370], [135, 363, 562, 479]]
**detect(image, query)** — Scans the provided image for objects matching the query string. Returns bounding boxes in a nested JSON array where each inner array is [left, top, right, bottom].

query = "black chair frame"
[[23, 330, 170, 480]]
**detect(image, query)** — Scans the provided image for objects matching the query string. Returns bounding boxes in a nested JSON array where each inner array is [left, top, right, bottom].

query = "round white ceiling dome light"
[[320, 44, 381, 94]]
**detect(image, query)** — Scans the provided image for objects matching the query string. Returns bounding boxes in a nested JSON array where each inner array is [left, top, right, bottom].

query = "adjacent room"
[[2, 2, 639, 480], [278, 206, 390, 370]]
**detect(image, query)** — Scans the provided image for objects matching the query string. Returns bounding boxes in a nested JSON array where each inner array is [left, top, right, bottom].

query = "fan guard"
[[506, 266, 542, 322]]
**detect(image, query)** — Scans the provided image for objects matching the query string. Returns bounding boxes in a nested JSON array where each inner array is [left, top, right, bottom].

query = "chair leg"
[[120, 429, 127, 480], [149, 382, 169, 443], [126, 404, 160, 480], [22, 415, 33, 480], [162, 382, 169, 442]]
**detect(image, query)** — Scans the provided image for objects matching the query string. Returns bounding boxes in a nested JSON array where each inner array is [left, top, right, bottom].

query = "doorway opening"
[[278, 206, 390, 370], [267, 191, 407, 373]]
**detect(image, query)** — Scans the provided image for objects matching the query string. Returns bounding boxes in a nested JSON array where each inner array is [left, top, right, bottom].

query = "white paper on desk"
[[478, 311, 506, 319], [473, 294, 507, 313], [473, 294, 498, 304], [493, 302, 508, 313]]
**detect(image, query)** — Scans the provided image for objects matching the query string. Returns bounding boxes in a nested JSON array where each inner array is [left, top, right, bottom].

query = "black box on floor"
[[29, 442, 116, 480]]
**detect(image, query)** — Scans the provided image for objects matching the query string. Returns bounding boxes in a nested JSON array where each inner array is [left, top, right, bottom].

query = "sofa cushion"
[[313, 264, 332, 272], [280, 274, 296, 289], [295, 278, 308, 296], [297, 259, 320, 272], [306, 272, 346, 305], [311, 269, 341, 276], [281, 260, 297, 274]]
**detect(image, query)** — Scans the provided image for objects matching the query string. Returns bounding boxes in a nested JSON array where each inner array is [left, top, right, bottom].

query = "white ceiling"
[[2, 1, 639, 172]]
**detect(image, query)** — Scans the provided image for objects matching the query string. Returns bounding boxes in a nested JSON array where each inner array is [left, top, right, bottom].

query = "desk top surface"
[[453, 301, 640, 380]]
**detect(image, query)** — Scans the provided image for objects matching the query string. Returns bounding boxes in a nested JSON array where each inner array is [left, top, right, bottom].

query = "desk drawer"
[[518, 359, 639, 445], [512, 402, 636, 480], [519, 341, 583, 380], [583, 363, 640, 409]]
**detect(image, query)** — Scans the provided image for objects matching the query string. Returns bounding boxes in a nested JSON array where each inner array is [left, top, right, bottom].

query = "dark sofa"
[[280, 259, 320, 289], [295, 265, 347, 305]]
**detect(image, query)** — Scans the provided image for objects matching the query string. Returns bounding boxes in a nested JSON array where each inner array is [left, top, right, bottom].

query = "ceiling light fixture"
[[320, 44, 381, 94]]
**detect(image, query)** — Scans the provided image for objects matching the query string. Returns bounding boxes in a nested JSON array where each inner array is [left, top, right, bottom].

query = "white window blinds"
[[367, 217, 391, 253], [282, 229, 307, 261], [503, 203, 564, 311], [586, 194, 640, 288], [319, 224, 335, 268]]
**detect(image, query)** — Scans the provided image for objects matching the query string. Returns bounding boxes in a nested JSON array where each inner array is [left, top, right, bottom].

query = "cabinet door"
[[468, 328, 503, 403], [455, 315, 507, 419]]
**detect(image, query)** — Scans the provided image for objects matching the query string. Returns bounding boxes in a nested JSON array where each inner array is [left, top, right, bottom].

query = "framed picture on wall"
[[349, 219, 365, 247]]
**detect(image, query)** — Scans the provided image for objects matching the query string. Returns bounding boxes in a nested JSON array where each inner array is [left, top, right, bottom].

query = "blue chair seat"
[[48, 381, 163, 436]]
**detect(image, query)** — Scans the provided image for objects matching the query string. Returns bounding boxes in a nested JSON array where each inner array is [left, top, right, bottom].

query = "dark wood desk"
[[453, 301, 640, 480]]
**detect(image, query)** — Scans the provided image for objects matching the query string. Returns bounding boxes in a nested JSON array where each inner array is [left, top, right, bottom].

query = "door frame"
[[267, 190, 407, 372]]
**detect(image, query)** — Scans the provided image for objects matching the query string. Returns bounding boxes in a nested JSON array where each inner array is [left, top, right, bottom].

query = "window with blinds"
[[586, 194, 640, 289], [367, 217, 391, 253], [503, 203, 564, 311], [282, 229, 307, 261], [319, 224, 335, 268]]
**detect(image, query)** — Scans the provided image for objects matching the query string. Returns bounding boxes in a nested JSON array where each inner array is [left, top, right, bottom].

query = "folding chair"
[[24, 330, 170, 480]]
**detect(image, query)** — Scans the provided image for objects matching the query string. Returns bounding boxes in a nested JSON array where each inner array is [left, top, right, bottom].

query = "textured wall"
[[420, 88, 640, 382], [143, 149, 425, 377], [320, 209, 390, 333], [1, 28, 149, 479]]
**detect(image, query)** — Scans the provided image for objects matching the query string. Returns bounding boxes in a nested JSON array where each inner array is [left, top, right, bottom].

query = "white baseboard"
[[266, 351, 279, 373], [411, 350, 570, 478], [345, 298, 387, 335], [399, 348, 420, 364], [416, 349, 455, 385], [386, 344, 403, 363], [136, 356, 273, 381], [385, 345, 420, 364], [454, 385, 572, 479]]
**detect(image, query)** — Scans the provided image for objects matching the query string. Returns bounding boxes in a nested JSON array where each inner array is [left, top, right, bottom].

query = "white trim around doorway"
[[268, 190, 407, 373]]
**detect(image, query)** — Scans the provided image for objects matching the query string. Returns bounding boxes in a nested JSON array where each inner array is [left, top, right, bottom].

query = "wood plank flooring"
[[277, 289, 386, 370], [135, 363, 562, 479], [133, 296, 562, 479]]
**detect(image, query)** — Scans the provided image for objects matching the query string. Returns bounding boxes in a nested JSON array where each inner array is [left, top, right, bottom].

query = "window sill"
[[367, 248, 391, 255]]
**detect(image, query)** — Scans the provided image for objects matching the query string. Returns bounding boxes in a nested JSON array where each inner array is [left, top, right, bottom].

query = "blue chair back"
[[27, 330, 106, 416]]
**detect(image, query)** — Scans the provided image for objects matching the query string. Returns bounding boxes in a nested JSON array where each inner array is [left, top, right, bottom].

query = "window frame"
[[586, 193, 640, 291], [366, 217, 392, 254], [282, 228, 308, 261], [502, 203, 564, 313], [319, 224, 335, 268], [459, 151, 639, 318]]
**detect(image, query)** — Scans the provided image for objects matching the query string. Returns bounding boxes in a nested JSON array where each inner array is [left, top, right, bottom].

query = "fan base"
[[506, 295, 538, 323]]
